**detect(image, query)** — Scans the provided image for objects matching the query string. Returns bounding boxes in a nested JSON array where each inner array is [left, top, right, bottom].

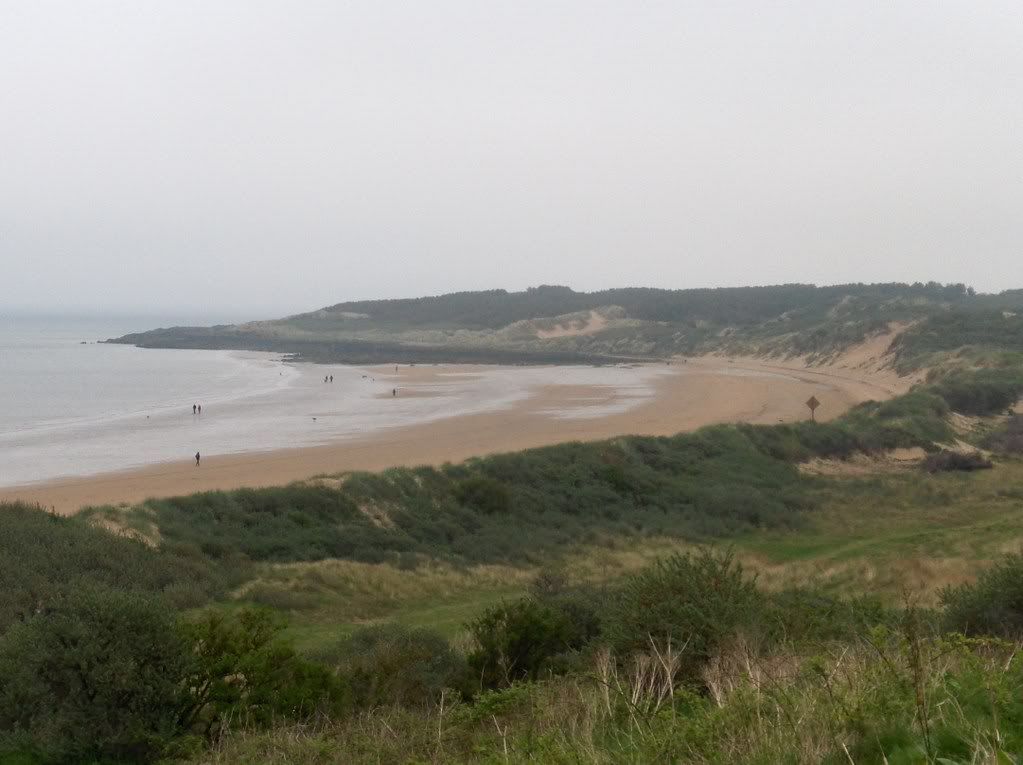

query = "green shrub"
[[177, 608, 348, 737], [0, 503, 225, 631], [148, 486, 361, 562], [468, 597, 599, 690], [941, 554, 1023, 638], [982, 415, 1023, 454], [765, 587, 896, 642], [922, 450, 993, 473], [334, 624, 469, 707], [930, 368, 1023, 415], [841, 391, 953, 450], [454, 476, 512, 515], [607, 549, 764, 678], [0, 587, 189, 764]]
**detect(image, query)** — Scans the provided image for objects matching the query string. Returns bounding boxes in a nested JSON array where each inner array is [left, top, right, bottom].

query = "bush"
[[335, 624, 469, 707], [607, 549, 764, 679], [0, 587, 190, 764], [148, 486, 361, 562], [177, 608, 348, 737], [941, 554, 1023, 638], [840, 392, 953, 450], [765, 587, 896, 642], [454, 476, 512, 515], [922, 450, 993, 473], [0, 503, 225, 631], [930, 369, 1023, 415], [468, 597, 599, 690], [982, 415, 1023, 455]]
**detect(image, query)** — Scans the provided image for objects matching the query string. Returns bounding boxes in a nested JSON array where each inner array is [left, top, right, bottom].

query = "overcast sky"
[[2, 1, 1021, 317]]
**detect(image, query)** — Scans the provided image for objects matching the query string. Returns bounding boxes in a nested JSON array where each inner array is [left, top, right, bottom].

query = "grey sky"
[[2, 1, 1021, 317]]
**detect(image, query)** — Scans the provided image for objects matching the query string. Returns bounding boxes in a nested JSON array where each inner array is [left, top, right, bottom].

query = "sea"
[[0, 314, 669, 487]]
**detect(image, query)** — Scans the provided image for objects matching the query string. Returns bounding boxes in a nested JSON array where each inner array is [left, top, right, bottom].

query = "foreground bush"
[[468, 596, 599, 690], [0, 502, 225, 631], [941, 553, 1023, 638], [0, 587, 189, 763], [178, 608, 348, 737], [337, 624, 469, 707], [196, 635, 1023, 764], [608, 549, 764, 680], [0, 600, 347, 763]]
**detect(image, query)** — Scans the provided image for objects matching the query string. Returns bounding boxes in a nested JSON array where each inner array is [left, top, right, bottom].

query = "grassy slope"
[[274, 459, 1023, 654]]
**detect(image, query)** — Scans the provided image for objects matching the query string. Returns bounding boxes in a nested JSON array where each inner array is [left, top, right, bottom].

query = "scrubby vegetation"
[[110, 281, 1023, 364], [983, 414, 1023, 455], [893, 310, 1023, 368], [6, 506, 1023, 764], [106, 405, 953, 574], [922, 450, 993, 473], [181, 551, 1023, 763], [928, 367, 1023, 415], [941, 553, 1023, 638]]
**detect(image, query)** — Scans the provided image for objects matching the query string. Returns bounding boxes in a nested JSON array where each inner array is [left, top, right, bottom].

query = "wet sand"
[[1, 355, 913, 515]]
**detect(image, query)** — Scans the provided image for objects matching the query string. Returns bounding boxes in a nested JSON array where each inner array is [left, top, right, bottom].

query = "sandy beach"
[[1, 350, 915, 515]]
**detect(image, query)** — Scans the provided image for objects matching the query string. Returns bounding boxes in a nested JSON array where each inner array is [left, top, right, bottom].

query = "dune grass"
[[184, 458, 1023, 657]]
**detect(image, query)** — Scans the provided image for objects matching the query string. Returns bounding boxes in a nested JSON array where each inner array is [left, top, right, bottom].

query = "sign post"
[[806, 395, 820, 422]]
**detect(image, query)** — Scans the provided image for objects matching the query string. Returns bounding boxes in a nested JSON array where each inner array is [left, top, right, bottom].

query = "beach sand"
[[1, 354, 915, 515]]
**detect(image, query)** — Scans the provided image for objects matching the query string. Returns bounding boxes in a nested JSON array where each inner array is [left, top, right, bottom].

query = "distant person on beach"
[[198, 404, 202, 415], [330, 375, 333, 383], [195, 451, 200, 467], [193, 403, 197, 414], [392, 388, 396, 397]]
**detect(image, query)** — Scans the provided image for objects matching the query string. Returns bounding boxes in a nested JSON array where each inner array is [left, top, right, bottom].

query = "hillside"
[[6, 283, 1023, 763], [108, 282, 1023, 366]]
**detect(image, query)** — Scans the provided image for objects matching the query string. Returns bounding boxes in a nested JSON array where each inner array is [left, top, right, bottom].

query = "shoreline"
[[1, 355, 915, 515]]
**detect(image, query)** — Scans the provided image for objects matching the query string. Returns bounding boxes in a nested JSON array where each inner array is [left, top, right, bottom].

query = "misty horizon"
[[3, 2, 1022, 316]]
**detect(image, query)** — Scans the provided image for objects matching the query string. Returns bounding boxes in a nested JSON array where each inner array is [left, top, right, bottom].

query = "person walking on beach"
[[193, 403, 197, 414], [198, 404, 202, 415], [195, 451, 200, 467], [330, 375, 333, 383]]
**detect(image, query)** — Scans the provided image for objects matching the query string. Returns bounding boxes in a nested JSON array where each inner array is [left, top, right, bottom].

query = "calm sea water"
[[0, 314, 308, 485], [0, 314, 670, 487], [1, 314, 272, 432]]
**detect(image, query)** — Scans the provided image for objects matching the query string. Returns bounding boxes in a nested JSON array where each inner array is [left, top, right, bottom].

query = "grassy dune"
[[236, 459, 1023, 656]]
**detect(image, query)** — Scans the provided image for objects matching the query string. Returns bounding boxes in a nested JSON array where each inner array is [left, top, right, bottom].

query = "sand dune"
[[535, 310, 608, 338], [1, 352, 913, 515]]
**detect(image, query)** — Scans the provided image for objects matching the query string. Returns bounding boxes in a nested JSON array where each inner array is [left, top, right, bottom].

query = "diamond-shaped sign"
[[806, 395, 820, 421]]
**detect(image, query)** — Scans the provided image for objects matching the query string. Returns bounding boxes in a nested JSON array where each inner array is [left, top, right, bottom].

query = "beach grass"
[[205, 458, 1023, 656]]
